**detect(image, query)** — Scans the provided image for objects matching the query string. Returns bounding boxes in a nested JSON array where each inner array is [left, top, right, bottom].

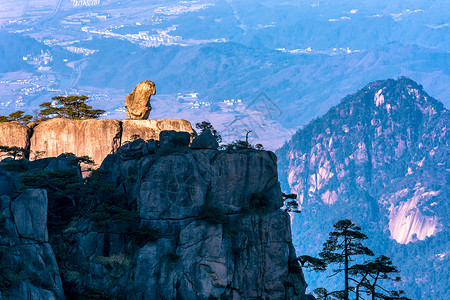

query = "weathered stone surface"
[[159, 130, 191, 151], [118, 138, 150, 160], [125, 80, 156, 120], [127, 150, 281, 220], [121, 119, 194, 145], [191, 129, 219, 149], [9, 281, 58, 300], [1, 143, 308, 299], [126, 211, 305, 299], [1, 189, 65, 299], [43, 154, 82, 177], [30, 118, 121, 167], [67, 148, 306, 299], [11, 189, 49, 242], [0, 121, 30, 158], [0, 169, 20, 196]]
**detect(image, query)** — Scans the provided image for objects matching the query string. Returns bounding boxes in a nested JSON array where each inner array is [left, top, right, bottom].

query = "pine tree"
[[350, 255, 411, 300], [319, 219, 374, 300], [38, 95, 105, 120], [0, 110, 33, 124], [195, 121, 222, 143]]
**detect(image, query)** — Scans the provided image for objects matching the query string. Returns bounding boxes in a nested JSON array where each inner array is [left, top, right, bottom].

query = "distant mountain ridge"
[[277, 77, 449, 299]]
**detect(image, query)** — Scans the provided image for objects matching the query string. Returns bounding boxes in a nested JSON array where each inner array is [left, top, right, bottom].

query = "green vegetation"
[[37, 95, 105, 120], [0, 95, 105, 124], [128, 226, 159, 248], [300, 219, 410, 300], [93, 253, 131, 272], [221, 140, 265, 150], [0, 110, 33, 124], [0, 158, 29, 171], [282, 192, 300, 213], [0, 145, 30, 160]]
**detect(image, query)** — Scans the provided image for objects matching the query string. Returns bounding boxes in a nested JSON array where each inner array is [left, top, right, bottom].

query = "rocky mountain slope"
[[277, 77, 449, 299], [0, 131, 309, 299]]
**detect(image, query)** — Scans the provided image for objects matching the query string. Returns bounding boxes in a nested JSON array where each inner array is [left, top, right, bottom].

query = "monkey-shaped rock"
[[125, 80, 156, 120]]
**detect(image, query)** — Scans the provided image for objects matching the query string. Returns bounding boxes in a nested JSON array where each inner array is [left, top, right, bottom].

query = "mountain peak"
[[277, 78, 449, 299], [344, 77, 445, 117]]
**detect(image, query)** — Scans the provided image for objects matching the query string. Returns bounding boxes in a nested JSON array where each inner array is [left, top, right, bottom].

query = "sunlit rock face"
[[125, 80, 156, 120], [385, 185, 441, 244], [277, 77, 449, 297], [121, 119, 193, 145], [30, 118, 122, 166], [2, 117, 193, 167], [0, 121, 30, 158]]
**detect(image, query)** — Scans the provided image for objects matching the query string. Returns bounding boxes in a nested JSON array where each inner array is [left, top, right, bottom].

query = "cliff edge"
[[0, 132, 309, 299]]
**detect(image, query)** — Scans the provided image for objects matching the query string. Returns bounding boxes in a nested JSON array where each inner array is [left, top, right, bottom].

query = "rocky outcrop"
[[121, 119, 193, 145], [0, 190, 64, 299], [29, 118, 122, 166], [191, 129, 219, 149], [0, 118, 194, 167], [0, 170, 20, 196], [11, 189, 49, 242], [0, 121, 30, 158], [60, 147, 308, 299], [125, 80, 156, 120], [0, 129, 309, 299]]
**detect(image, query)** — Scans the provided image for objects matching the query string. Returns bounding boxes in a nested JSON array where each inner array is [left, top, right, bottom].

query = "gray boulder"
[[11, 189, 48, 242], [0, 169, 20, 196], [43, 154, 82, 177], [118, 138, 149, 160], [70, 149, 306, 299], [1, 189, 65, 299], [191, 129, 219, 149], [159, 130, 191, 151]]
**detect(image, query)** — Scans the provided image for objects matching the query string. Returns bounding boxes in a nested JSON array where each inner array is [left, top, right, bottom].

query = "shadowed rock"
[[159, 130, 191, 150], [11, 189, 49, 242], [191, 129, 219, 149], [125, 80, 156, 120], [1, 189, 65, 299]]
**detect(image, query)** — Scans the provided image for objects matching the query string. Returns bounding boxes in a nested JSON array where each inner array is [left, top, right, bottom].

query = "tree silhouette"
[[299, 220, 410, 300], [38, 95, 105, 120], [195, 121, 222, 143], [0, 111, 33, 124], [319, 219, 374, 300], [350, 255, 411, 300], [0, 145, 30, 160]]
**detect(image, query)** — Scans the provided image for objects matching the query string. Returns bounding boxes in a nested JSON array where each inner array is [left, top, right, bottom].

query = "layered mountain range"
[[277, 77, 449, 299]]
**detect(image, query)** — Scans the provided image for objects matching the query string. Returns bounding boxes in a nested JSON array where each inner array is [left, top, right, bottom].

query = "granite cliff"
[[0, 131, 310, 299], [0, 118, 193, 167]]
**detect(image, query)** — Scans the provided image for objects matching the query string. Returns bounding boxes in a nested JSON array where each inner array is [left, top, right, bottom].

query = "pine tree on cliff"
[[319, 219, 374, 300], [38, 95, 105, 120], [0, 110, 33, 124], [350, 255, 411, 300]]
